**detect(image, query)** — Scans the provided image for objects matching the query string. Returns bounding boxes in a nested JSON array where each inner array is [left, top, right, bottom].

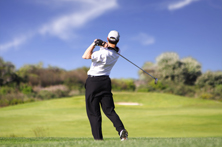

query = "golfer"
[[82, 30, 128, 141]]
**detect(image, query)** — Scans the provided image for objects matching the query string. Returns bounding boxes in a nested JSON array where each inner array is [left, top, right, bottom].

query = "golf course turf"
[[0, 92, 222, 146], [1, 137, 222, 147]]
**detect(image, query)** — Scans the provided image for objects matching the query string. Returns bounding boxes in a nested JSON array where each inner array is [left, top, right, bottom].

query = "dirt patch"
[[115, 102, 142, 106]]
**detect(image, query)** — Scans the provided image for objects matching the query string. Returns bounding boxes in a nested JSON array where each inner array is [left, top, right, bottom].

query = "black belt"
[[88, 75, 109, 78]]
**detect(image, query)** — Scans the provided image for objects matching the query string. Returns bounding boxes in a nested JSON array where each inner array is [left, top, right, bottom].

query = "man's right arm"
[[82, 41, 96, 59], [82, 39, 108, 59]]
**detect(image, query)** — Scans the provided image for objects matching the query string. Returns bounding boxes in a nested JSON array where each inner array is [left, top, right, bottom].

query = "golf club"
[[115, 51, 158, 84]]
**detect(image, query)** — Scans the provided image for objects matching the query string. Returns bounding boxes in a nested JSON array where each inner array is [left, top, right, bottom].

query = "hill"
[[0, 92, 222, 138]]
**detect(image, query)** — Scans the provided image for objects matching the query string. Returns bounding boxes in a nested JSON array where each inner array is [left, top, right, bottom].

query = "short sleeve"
[[91, 51, 104, 62]]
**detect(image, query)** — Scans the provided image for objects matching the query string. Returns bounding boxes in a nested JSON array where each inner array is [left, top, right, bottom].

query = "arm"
[[82, 39, 108, 59], [82, 41, 96, 59]]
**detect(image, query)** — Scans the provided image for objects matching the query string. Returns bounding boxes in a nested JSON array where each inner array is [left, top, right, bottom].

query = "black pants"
[[85, 76, 125, 140]]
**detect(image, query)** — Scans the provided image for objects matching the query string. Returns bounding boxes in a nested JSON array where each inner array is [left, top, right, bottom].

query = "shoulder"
[[107, 46, 120, 52], [92, 47, 108, 58], [115, 46, 120, 53]]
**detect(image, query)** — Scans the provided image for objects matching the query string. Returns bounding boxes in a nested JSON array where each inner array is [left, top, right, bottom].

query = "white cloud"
[[168, 0, 200, 11], [0, 36, 29, 52], [39, 0, 118, 40], [0, 0, 118, 51], [132, 33, 155, 46]]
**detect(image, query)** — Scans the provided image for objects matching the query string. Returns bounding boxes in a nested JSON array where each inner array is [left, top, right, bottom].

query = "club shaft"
[[116, 52, 156, 79]]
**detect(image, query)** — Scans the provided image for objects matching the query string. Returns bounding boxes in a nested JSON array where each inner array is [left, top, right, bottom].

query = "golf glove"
[[94, 39, 106, 46]]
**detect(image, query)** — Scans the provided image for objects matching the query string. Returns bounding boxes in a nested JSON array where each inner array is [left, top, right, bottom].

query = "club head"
[[155, 78, 158, 84]]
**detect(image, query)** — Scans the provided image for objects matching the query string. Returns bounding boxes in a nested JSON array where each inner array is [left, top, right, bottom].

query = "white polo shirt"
[[87, 47, 120, 76]]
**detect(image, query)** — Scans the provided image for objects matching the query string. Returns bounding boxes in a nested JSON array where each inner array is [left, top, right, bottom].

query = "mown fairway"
[[0, 92, 222, 146], [1, 137, 222, 147]]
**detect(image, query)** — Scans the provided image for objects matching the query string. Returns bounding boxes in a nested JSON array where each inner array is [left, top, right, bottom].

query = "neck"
[[108, 43, 116, 48]]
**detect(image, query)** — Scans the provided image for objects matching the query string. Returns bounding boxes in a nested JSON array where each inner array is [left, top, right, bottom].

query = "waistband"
[[88, 75, 109, 78]]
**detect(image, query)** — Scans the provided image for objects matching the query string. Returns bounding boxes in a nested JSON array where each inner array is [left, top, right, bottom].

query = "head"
[[107, 30, 120, 45]]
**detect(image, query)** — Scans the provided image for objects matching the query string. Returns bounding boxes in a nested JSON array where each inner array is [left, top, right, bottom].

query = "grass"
[[0, 137, 222, 147], [0, 92, 222, 146]]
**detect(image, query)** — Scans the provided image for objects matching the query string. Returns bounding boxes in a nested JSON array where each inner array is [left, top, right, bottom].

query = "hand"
[[103, 42, 108, 48], [94, 39, 106, 47]]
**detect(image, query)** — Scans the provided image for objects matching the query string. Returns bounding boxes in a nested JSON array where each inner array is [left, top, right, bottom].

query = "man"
[[82, 30, 128, 141]]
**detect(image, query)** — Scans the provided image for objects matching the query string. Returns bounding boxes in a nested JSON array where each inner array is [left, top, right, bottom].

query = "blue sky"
[[0, 0, 221, 79]]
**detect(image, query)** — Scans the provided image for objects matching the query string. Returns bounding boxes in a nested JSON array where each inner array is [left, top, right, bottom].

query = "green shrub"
[[111, 79, 135, 91], [20, 84, 33, 94], [149, 80, 166, 91], [155, 53, 201, 85], [199, 93, 214, 99], [54, 90, 69, 98], [9, 98, 24, 105], [0, 86, 16, 95], [163, 87, 174, 94], [215, 85, 222, 94], [136, 85, 155, 92], [36, 90, 56, 100], [0, 98, 9, 107], [24, 97, 36, 103], [196, 71, 222, 88], [161, 82, 195, 97], [36, 90, 69, 100], [212, 85, 222, 100], [174, 85, 196, 97], [0, 93, 25, 107]]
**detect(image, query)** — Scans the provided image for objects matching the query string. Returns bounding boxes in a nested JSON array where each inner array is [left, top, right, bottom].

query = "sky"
[[0, 0, 221, 79]]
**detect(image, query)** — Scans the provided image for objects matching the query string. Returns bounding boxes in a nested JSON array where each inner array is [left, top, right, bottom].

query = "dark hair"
[[108, 38, 119, 45]]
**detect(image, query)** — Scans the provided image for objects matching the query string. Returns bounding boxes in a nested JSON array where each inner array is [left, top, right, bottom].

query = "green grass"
[[0, 137, 222, 147], [0, 92, 222, 141]]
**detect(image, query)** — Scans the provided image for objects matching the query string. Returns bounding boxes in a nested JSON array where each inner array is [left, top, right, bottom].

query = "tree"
[[196, 71, 222, 88], [0, 57, 21, 86], [153, 52, 201, 85], [16, 62, 67, 87], [181, 57, 201, 85], [156, 52, 183, 83], [138, 62, 157, 82], [63, 67, 88, 91]]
